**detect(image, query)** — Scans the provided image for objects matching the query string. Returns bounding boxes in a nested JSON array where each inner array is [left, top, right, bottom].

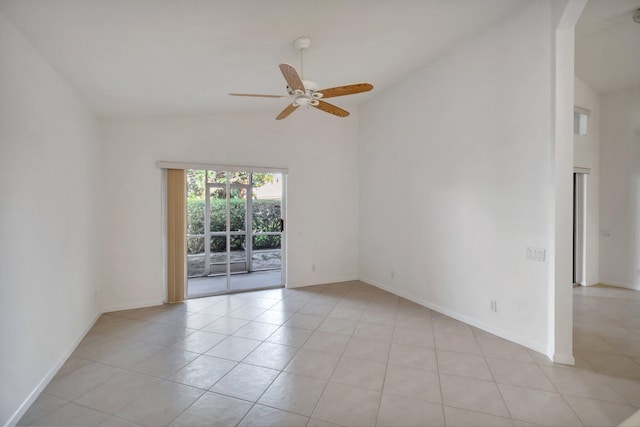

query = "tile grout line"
[[429, 309, 448, 426], [536, 359, 640, 408], [233, 324, 307, 425], [295, 284, 360, 424], [302, 299, 364, 424], [239, 289, 353, 424], [226, 292, 329, 425], [373, 300, 401, 426], [161, 294, 292, 427], [25, 283, 640, 427], [106, 293, 276, 425], [473, 329, 517, 423]]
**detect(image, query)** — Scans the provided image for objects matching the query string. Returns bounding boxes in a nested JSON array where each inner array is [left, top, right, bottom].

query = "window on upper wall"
[[574, 107, 590, 135]]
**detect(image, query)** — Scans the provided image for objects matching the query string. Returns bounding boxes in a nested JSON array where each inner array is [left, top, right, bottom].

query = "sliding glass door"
[[186, 169, 284, 297]]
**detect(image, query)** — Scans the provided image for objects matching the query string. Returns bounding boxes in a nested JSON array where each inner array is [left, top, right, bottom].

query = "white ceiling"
[[575, 0, 640, 94], [0, 0, 530, 118]]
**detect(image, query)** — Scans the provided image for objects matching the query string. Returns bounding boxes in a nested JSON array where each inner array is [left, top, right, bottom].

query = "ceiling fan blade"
[[229, 93, 286, 98], [312, 100, 350, 117], [317, 83, 373, 99], [279, 63, 305, 93], [276, 103, 299, 120]]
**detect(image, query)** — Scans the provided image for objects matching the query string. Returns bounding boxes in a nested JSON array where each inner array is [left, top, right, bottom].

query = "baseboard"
[[6, 310, 101, 427], [287, 275, 359, 289], [360, 277, 549, 357], [102, 299, 164, 313], [599, 280, 640, 291], [548, 351, 575, 365]]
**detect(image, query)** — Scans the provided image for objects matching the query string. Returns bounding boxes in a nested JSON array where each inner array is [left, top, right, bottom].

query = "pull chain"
[[300, 48, 305, 80]]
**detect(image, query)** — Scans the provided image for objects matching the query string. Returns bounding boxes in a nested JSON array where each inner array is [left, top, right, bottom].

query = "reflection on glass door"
[[186, 169, 285, 298], [230, 172, 283, 291]]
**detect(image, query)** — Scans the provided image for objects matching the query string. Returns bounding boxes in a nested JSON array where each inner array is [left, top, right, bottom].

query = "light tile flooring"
[[19, 281, 640, 426]]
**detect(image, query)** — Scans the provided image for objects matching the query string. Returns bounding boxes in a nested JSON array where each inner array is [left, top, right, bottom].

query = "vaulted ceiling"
[[575, 0, 640, 94], [0, 0, 530, 117], [3, 0, 636, 116]]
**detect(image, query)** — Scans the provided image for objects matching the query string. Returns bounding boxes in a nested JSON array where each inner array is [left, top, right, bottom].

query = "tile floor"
[[18, 281, 640, 426]]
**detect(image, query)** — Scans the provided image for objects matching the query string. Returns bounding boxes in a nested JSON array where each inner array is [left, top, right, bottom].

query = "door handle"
[[279, 219, 285, 233]]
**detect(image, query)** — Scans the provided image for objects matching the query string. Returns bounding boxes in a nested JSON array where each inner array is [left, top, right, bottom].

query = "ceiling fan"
[[230, 37, 373, 120]]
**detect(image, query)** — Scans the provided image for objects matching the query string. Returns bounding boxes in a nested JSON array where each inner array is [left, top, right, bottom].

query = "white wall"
[[574, 76, 600, 286], [599, 85, 640, 290], [0, 10, 101, 426], [359, 1, 554, 353], [99, 111, 359, 311], [551, 0, 587, 366]]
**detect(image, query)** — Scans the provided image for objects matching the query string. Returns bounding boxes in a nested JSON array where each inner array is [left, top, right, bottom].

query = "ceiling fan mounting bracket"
[[293, 37, 311, 51]]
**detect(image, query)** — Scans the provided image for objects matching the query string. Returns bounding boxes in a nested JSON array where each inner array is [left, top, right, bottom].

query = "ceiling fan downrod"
[[293, 37, 311, 80]]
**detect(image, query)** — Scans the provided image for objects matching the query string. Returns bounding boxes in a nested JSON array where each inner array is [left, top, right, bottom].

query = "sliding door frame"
[[159, 161, 288, 299]]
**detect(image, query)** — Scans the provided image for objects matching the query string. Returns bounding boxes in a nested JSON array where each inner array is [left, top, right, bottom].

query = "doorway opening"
[[573, 172, 587, 286], [186, 169, 285, 298]]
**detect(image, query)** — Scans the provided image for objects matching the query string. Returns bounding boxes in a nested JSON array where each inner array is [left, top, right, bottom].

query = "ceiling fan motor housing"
[[286, 79, 321, 97]]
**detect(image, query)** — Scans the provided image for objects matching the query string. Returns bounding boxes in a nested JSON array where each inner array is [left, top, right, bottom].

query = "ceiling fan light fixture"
[[293, 96, 320, 108], [287, 87, 304, 96], [294, 96, 311, 106]]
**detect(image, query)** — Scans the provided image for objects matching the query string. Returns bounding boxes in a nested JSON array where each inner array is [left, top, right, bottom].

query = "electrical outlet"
[[490, 299, 497, 312], [526, 247, 546, 262], [311, 264, 316, 273]]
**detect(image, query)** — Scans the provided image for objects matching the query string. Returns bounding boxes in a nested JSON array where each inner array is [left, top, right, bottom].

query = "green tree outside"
[[186, 169, 281, 255]]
